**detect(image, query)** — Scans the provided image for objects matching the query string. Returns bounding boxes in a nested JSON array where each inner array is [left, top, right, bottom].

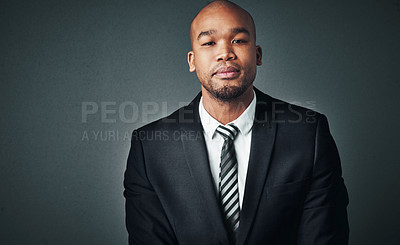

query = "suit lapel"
[[180, 94, 230, 245], [237, 89, 277, 245]]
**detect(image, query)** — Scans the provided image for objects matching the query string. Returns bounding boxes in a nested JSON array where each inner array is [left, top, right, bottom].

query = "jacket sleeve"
[[123, 130, 178, 245], [298, 114, 350, 245]]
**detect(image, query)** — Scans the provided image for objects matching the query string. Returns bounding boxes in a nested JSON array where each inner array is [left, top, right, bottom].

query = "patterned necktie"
[[216, 124, 240, 240]]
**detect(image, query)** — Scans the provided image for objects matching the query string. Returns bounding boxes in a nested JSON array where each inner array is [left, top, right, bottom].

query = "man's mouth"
[[213, 66, 240, 79]]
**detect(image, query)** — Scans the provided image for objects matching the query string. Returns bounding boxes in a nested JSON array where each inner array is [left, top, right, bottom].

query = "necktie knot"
[[216, 124, 239, 141]]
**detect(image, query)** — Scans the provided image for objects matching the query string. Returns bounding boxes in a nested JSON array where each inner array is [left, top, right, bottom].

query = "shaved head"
[[190, 0, 256, 46]]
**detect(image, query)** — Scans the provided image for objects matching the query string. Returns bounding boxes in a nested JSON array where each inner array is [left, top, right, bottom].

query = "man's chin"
[[210, 85, 249, 102]]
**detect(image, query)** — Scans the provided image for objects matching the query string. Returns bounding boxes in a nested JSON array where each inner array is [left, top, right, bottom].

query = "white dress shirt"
[[199, 91, 256, 208]]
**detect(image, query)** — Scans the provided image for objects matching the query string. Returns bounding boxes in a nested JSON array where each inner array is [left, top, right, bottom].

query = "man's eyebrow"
[[196, 28, 250, 40], [197, 30, 216, 40], [231, 27, 250, 36]]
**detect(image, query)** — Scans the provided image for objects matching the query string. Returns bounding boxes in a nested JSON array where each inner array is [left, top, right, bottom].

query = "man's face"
[[188, 5, 262, 101]]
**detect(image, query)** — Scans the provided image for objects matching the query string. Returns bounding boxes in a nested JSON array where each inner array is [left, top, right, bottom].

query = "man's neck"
[[201, 85, 254, 125]]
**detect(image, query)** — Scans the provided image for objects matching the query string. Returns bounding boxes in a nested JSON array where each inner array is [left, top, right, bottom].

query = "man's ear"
[[256, 45, 262, 66], [188, 51, 196, 72]]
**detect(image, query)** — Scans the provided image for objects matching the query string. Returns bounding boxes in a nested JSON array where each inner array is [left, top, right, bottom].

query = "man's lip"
[[213, 66, 240, 78]]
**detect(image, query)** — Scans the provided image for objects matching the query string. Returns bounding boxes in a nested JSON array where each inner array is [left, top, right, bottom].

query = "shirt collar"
[[199, 90, 256, 138]]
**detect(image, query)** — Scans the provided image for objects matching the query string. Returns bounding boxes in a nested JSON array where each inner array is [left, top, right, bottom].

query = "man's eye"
[[232, 39, 246, 44], [202, 41, 215, 46]]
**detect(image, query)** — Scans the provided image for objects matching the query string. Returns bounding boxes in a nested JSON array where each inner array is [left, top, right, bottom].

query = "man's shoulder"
[[254, 88, 321, 124], [134, 92, 201, 134]]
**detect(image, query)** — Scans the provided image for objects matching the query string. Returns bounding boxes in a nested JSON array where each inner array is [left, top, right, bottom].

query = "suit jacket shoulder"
[[133, 91, 202, 136]]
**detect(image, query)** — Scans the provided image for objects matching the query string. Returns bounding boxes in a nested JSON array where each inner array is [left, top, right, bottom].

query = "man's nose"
[[216, 43, 236, 61]]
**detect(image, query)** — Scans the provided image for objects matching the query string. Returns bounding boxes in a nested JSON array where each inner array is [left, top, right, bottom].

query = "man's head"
[[188, 0, 262, 102]]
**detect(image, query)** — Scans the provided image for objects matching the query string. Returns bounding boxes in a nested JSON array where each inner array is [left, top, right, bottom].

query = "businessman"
[[124, 1, 349, 244]]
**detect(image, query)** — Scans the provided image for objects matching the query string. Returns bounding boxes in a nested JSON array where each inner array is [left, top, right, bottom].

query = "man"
[[124, 1, 349, 244]]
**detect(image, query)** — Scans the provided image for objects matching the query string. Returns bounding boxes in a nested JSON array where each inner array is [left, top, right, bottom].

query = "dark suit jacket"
[[124, 88, 349, 245]]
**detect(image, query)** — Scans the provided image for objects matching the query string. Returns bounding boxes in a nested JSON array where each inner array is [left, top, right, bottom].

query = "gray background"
[[1, 0, 399, 244]]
